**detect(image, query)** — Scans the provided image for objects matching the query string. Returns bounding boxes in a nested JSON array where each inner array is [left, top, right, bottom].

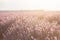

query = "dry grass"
[[0, 11, 60, 40]]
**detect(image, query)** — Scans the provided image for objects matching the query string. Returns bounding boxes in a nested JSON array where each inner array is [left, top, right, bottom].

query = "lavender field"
[[0, 11, 60, 40]]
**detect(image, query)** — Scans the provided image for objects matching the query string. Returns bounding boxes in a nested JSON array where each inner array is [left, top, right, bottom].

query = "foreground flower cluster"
[[0, 12, 60, 40]]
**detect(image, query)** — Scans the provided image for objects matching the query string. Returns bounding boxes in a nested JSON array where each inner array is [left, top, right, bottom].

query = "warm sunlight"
[[0, 0, 60, 10]]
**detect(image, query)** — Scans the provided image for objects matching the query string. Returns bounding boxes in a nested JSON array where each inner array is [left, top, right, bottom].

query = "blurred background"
[[0, 0, 60, 11]]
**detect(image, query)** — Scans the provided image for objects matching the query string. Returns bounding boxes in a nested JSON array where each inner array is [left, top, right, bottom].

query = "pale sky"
[[0, 0, 60, 11]]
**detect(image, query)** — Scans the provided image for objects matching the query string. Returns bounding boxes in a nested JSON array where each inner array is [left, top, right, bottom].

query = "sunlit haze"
[[0, 0, 60, 11]]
